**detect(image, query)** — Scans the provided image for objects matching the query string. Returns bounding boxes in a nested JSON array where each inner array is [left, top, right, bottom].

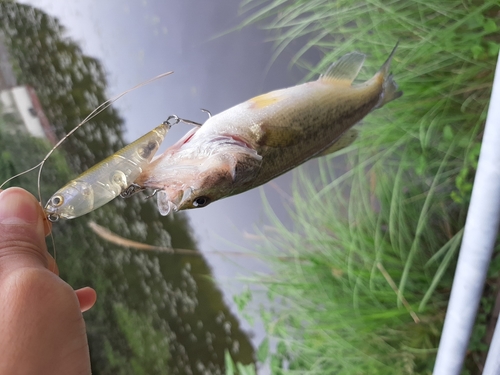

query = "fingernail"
[[0, 188, 40, 225]]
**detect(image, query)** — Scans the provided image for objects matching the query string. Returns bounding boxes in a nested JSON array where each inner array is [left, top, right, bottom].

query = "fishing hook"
[[145, 189, 159, 199], [201, 108, 212, 118], [120, 183, 146, 199], [179, 118, 203, 127], [120, 113, 205, 201], [166, 109, 212, 128]]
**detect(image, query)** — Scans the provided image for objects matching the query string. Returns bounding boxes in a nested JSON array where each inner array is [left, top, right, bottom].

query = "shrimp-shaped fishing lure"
[[44, 117, 178, 222]]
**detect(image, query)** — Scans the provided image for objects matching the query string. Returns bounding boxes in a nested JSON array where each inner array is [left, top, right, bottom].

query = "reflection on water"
[[0, 2, 254, 373], [85, 199, 255, 374]]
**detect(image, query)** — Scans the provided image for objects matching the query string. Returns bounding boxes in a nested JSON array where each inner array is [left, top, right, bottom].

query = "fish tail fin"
[[373, 42, 403, 108], [319, 52, 366, 85]]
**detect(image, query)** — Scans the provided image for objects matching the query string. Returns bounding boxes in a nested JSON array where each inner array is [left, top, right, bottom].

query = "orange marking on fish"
[[249, 92, 283, 109]]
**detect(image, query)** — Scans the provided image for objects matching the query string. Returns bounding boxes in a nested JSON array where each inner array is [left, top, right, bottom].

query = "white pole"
[[433, 53, 500, 375], [483, 317, 500, 374]]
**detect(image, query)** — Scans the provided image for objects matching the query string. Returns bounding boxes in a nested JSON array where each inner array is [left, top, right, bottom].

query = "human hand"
[[0, 187, 96, 375]]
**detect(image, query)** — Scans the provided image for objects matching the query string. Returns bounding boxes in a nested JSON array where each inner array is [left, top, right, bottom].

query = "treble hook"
[[177, 109, 213, 127], [201, 108, 212, 118], [121, 112, 210, 201], [145, 189, 160, 199], [120, 183, 146, 199], [179, 117, 203, 127], [165, 109, 212, 128]]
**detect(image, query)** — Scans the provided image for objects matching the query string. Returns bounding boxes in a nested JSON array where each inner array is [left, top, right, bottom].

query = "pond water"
[[1, 0, 321, 373]]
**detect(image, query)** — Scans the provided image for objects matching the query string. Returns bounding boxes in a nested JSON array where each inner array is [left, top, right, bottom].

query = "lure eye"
[[192, 196, 210, 208], [50, 195, 64, 207]]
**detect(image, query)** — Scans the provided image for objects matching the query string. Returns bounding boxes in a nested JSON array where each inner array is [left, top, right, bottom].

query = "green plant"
[[238, 0, 498, 373]]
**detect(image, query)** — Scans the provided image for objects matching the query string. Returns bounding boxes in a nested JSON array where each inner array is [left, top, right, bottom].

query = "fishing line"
[[0, 71, 173, 204], [0, 71, 174, 260]]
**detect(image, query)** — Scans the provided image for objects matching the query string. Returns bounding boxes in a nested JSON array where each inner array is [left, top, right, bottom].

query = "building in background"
[[0, 85, 58, 144], [0, 32, 57, 144]]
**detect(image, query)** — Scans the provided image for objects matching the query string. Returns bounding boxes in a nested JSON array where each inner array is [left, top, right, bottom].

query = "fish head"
[[136, 128, 263, 216], [154, 154, 239, 215]]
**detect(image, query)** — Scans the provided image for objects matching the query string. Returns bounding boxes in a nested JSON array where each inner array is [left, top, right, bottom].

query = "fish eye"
[[192, 196, 210, 208], [50, 195, 64, 207]]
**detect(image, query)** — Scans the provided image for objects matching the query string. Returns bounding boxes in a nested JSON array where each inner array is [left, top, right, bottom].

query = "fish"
[[43, 120, 173, 221], [134, 45, 402, 215]]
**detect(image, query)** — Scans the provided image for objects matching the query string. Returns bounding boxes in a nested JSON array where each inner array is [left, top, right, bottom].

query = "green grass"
[[234, 0, 500, 374]]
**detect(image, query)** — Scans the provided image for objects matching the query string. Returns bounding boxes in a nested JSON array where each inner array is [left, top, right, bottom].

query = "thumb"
[[0, 187, 51, 274]]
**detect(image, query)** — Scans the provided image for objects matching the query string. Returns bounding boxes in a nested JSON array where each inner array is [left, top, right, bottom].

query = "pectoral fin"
[[316, 129, 358, 157]]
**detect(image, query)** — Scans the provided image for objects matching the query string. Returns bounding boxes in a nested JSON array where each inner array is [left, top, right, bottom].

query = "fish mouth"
[[156, 188, 193, 216], [147, 134, 262, 217]]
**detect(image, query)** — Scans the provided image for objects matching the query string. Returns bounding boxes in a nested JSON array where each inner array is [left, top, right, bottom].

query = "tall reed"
[[239, 0, 499, 373]]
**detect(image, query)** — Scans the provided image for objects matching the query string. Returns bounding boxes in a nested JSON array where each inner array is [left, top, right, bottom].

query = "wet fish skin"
[[135, 44, 402, 215]]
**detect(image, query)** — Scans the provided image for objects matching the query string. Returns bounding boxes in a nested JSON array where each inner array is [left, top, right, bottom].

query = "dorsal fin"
[[319, 52, 366, 85]]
